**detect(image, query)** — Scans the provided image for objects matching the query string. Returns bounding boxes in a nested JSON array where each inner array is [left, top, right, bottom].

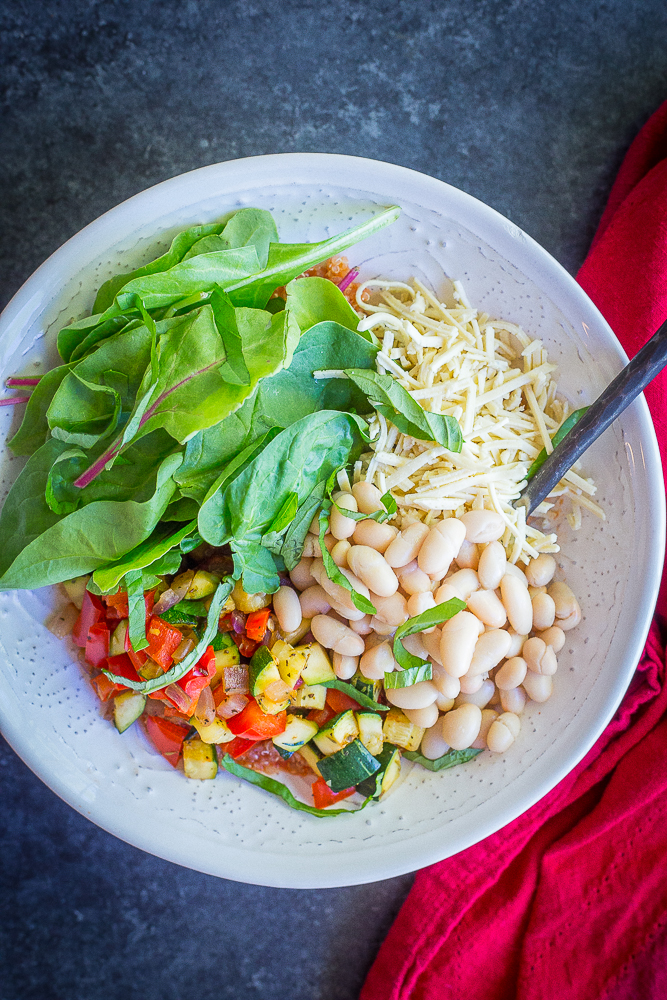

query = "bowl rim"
[[0, 151, 664, 887]]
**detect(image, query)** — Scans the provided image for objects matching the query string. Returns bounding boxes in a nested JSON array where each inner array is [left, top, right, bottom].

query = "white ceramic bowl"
[[0, 154, 663, 888]]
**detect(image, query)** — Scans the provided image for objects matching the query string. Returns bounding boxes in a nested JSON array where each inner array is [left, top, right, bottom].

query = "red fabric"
[[362, 100, 667, 1000]]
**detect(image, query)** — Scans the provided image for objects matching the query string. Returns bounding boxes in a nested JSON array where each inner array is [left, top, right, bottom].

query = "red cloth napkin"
[[361, 100, 667, 1000]]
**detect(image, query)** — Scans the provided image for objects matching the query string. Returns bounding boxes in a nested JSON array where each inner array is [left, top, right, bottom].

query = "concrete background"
[[1, 1, 666, 998]]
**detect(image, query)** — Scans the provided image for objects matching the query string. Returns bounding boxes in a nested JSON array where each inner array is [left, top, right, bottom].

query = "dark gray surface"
[[1, 1, 666, 998]]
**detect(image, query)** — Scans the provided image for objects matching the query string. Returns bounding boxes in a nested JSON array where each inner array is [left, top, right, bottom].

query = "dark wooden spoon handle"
[[517, 318, 667, 515]]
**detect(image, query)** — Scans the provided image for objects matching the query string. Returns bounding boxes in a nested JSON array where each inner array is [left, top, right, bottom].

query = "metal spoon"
[[516, 318, 667, 515]]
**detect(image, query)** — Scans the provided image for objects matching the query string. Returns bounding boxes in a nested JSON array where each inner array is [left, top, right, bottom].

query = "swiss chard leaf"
[[210, 287, 251, 386], [527, 407, 589, 479], [8, 364, 74, 456], [125, 569, 149, 651], [48, 371, 122, 448], [403, 748, 483, 771], [44, 447, 87, 515], [344, 369, 463, 452], [392, 598, 466, 671], [285, 275, 361, 334], [318, 504, 377, 615]]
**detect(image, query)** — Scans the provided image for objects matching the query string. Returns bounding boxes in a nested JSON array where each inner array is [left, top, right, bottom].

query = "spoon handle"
[[517, 318, 667, 515]]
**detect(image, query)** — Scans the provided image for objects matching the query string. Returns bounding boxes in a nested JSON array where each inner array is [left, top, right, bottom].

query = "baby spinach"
[[392, 597, 465, 671], [8, 364, 74, 456], [92, 518, 197, 593], [48, 371, 122, 449], [218, 208, 279, 269], [285, 276, 361, 334], [44, 447, 87, 515], [210, 287, 250, 386]]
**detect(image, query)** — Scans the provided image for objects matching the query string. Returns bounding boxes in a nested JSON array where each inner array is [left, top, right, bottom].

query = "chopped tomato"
[[224, 736, 260, 759], [325, 688, 360, 714], [227, 698, 287, 739], [245, 608, 270, 641], [90, 673, 125, 701], [85, 623, 109, 669], [311, 777, 355, 809], [307, 704, 337, 728], [72, 591, 105, 647], [145, 716, 188, 768], [145, 616, 183, 669], [123, 626, 149, 671], [105, 653, 142, 684]]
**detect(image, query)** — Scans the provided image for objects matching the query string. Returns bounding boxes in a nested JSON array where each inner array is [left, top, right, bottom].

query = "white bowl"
[[0, 154, 663, 888]]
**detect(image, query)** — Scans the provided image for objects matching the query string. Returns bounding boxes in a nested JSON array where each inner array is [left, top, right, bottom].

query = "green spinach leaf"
[[8, 364, 74, 456], [285, 276, 361, 333]]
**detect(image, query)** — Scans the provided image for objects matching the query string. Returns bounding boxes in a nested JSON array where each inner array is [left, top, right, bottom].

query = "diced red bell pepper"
[[103, 589, 155, 622], [72, 591, 105, 647], [325, 688, 360, 714], [145, 716, 189, 768], [105, 653, 142, 684], [224, 736, 260, 759], [145, 615, 183, 669], [90, 673, 125, 702], [227, 698, 287, 739], [245, 608, 271, 641], [124, 626, 149, 671], [232, 632, 260, 658], [177, 646, 216, 701], [311, 777, 355, 809], [306, 704, 337, 728], [85, 623, 110, 669]]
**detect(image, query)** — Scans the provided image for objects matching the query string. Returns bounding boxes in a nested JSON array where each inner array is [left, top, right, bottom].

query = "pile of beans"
[[269, 480, 582, 760]]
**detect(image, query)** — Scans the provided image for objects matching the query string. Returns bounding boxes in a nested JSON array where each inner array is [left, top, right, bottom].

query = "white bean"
[[312, 559, 371, 614], [487, 712, 520, 753], [439, 611, 480, 677], [503, 562, 528, 585], [500, 686, 526, 714], [352, 519, 397, 553], [441, 703, 482, 750], [352, 480, 384, 514], [458, 671, 484, 694], [537, 625, 565, 653], [386, 679, 438, 710], [370, 617, 397, 635], [522, 671, 553, 702], [522, 636, 558, 675], [459, 509, 505, 543], [359, 641, 395, 679], [273, 586, 302, 634], [547, 581, 581, 630], [528, 585, 547, 599], [402, 632, 430, 660], [422, 627, 443, 664], [397, 560, 433, 595], [477, 540, 507, 591], [435, 693, 456, 712], [347, 545, 398, 597], [299, 585, 332, 618], [532, 592, 556, 630], [418, 518, 466, 578], [328, 597, 367, 622], [310, 615, 365, 656], [456, 678, 495, 708], [330, 493, 358, 540], [289, 556, 316, 591], [384, 521, 430, 568], [437, 568, 480, 601], [431, 660, 460, 699], [468, 628, 512, 676], [455, 539, 480, 570], [331, 539, 351, 566], [500, 573, 533, 635], [407, 591, 436, 620], [526, 554, 557, 588], [301, 534, 320, 558], [505, 630, 527, 657], [371, 591, 409, 626], [498, 711, 521, 738], [333, 652, 359, 680], [350, 614, 374, 636], [495, 656, 527, 690], [472, 708, 499, 748], [420, 720, 451, 760], [466, 589, 507, 628], [404, 702, 439, 729]]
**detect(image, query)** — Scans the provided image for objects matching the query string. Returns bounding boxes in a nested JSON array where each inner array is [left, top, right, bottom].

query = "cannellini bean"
[[371, 591, 408, 626], [458, 671, 484, 694], [537, 625, 566, 652], [289, 556, 316, 591], [407, 591, 436, 620], [352, 519, 397, 553], [347, 545, 398, 597], [330, 493, 358, 540], [526, 553, 557, 588], [437, 568, 480, 601], [457, 678, 495, 707], [522, 636, 558, 675], [472, 708, 499, 748], [532, 592, 556, 630], [435, 693, 456, 712], [528, 585, 547, 599], [468, 628, 513, 676], [547, 581, 581, 630], [308, 513, 321, 534], [273, 586, 302, 634], [477, 540, 507, 591], [500, 686, 526, 714], [459, 509, 505, 543], [422, 627, 443, 664], [522, 671, 553, 702], [384, 521, 429, 568], [439, 611, 480, 677], [386, 679, 438, 710], [503, 562, 528, 585], [371, 617, 398, 635], [505, 630, 527, 657], [328, 597, 367, 622], [487, 712, 521, 753], [466, 589, 507, 628], [402, 632, 430, 660], [420, 719, 451, 760], [498, 711, 521, 738], [359, 640, 396, 679], [418, 518, 466, 578], [352, 480, 384, 514], [455, 539, 480, 570], [364, 631, 388, 651], [495, 656, 527, 690], [431, 660, 460, 699], [500, 573, 533, 635], [311, 615, 365, 656], [397, 560, 433, 595], [331, 539, 351, 566], [404, 702, 439, 729], [301, 534, 320, 558], [434, 583, 459, 604], [442, 703, 482, 749], [299, 585, 332, 617], [350, 614, 374, 635], [333, 652, 359, 680], [312, 559, 371, 611]]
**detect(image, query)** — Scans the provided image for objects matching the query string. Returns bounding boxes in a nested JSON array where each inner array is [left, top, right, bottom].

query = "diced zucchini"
[[356, 711, 384, 756], [318, 738, 381, 793], [351, 672, 382, 703], [189, 716, 235, 744], [313, 709, 359, 755], [109, 619, 128, 657], [274, 744, 294, 760], [272, 639, 308, 688], [62, 575, 90, 610], [231, 580, 271, 613], [281, 617, 312, 646], [113, 691, 146, 733], [292, 684, 327, 710], [256, 691, 290, 715], [357, 744, 402, 798], [298, 642, 335, 685], [382, 708, 425, 752], [183, 738, 218, 779], [211, 634, 240, 686], [249, 646, 282, 697], [185, 570, 220, 600], [297, 743, 323, 776], [272, 716, 318, 751]]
